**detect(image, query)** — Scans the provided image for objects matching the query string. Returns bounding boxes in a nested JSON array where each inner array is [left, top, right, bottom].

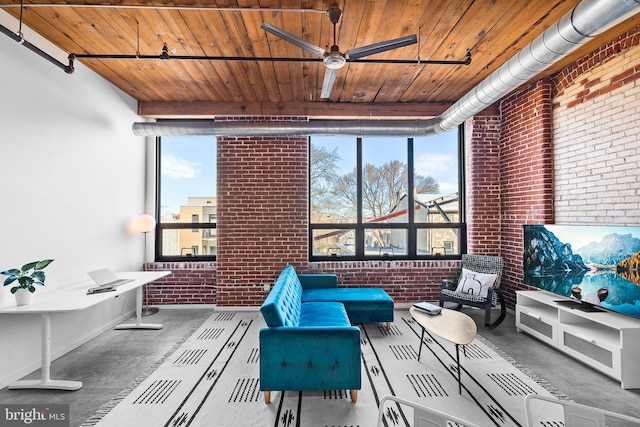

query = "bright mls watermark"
[[0, 405, 68, 426]]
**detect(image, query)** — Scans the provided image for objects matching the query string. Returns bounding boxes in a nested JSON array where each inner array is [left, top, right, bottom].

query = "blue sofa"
[[259, 265, 362, 404]]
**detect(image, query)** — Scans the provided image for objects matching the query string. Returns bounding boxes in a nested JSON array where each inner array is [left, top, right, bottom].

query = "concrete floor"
[[0, 307, 639, 426]]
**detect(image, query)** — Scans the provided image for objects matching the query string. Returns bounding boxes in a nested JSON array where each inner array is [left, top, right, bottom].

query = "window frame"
[[155, 137, 217, 262], [309, 125, 466, 261]]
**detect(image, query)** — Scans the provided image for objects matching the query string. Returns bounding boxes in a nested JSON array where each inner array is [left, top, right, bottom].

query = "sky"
[[160, 136, 217, 216], [311, 131, 460, 194], [546, 225, 640, 250], [159, 129, 459, 216]]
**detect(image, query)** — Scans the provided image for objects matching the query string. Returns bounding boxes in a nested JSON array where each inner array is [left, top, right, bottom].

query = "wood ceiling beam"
[[137, 101, 499, 119]]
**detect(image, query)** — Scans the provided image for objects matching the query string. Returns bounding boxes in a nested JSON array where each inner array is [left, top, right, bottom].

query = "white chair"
[[524, 394, 640, 427], [376, 395, 479, 427]]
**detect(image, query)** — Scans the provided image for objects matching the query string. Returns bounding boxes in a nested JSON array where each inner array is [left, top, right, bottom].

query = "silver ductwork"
[[133, 118, 441, 137], [132, 0, 640, 137]]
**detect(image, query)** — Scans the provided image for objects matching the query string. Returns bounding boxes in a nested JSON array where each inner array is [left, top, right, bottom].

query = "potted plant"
[[2, 259, 54, 306]]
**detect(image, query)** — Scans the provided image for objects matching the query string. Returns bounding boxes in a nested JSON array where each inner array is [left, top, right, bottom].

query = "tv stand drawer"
[[559, 327, 619, 378], [516, 307, 556, 345]]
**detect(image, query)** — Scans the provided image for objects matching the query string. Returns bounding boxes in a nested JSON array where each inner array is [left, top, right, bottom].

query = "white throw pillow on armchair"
[[454, 268, 498, 298]]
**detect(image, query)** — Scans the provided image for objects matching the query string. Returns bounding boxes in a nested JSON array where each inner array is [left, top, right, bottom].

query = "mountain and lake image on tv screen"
[[523, 224, 640, 320]]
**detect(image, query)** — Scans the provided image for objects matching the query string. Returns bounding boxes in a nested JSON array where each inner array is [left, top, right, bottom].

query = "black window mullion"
[[154, 136, 162, 262], [355, 137, 364, 258], [407, 138, 416, 257], [458, 124, 467, 255]]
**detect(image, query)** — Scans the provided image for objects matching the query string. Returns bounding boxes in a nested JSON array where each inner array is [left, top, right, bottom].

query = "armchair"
[[439, 254, 506, 328]]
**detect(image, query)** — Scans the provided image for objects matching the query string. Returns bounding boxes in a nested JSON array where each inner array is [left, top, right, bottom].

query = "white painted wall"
[[0, 11, 152, 387]]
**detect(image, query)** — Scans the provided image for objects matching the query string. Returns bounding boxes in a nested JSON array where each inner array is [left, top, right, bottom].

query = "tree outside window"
[[310, 128, 465, 260]]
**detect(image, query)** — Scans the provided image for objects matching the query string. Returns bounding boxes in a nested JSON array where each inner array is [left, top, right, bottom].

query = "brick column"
[[499, 78, 554, 308], [466, 115, 502, 255], [216, 116, 309, 306]]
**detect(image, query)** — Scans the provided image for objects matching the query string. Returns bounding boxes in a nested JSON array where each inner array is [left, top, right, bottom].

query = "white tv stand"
[[516, 290, 640, 389]]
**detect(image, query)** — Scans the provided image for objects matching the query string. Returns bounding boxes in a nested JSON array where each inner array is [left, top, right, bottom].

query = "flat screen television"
[[523, 224, 640, 320]]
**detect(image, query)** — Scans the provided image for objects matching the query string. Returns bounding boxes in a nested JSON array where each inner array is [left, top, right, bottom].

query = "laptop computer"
[[87, 268, 133, 289]]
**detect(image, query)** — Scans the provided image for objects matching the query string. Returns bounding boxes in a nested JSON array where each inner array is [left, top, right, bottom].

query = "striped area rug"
[[81, 310, 563, 427]]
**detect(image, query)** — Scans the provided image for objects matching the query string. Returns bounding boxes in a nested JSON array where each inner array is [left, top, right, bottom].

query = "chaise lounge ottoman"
[[293, 267, 395, 327], [301, 287, 394, 327]]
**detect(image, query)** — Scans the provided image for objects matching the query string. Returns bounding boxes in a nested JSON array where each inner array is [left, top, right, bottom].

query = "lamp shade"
[[127, 214, 157, 234]]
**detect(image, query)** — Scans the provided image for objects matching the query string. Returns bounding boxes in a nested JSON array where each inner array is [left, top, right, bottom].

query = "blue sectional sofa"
[[259, 265, 362, 403]]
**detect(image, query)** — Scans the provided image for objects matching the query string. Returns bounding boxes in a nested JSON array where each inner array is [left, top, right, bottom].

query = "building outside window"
[[156, 136, 217, 261], [309, 126, 465, 260]]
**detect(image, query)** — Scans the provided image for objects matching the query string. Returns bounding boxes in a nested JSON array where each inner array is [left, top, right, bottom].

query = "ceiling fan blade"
[[346, 34, 417, 60], [261, 22, 326, 57], [321, 68, 339, 98]]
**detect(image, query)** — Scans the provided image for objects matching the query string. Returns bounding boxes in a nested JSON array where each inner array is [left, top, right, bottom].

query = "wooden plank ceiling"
[[1, 0, 638, 118]]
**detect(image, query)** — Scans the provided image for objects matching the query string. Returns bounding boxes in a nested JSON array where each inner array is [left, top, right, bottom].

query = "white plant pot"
[[14, 288, 34, 306]]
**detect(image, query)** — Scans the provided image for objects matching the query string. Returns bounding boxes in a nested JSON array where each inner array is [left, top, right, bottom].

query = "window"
[[309, 126, 465, 260], [156, 136, 217, 261]]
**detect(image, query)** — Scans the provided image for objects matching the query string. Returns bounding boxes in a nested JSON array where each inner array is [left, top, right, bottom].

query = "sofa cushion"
[[299, 302, 351, 327], [260, 265, 303, 327]]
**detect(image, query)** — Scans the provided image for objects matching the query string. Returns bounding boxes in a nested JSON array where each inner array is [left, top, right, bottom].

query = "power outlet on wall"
[[262, 283, 271, 292]]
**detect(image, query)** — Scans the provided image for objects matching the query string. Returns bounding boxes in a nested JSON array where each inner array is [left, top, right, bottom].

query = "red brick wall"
[[552, 25, 640, 100], [497, 79, 554, 309], [144, 262, 216, 305], [465, 115, 502, 255], [215, 116, 309, 306]]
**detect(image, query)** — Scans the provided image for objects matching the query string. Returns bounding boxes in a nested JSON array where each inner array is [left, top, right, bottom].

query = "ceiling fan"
[[261, 7, 417, 98]]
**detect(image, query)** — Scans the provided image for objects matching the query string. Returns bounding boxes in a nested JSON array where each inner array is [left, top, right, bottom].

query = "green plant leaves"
[[18, 276, 34, 286], [1, 259, 54, 292], [3, 277, 17, 286], [21, 261, 37, 272], [34, 259, 54, 270]]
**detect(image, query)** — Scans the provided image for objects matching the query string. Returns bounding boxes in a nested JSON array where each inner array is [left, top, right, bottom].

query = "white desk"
[[0, 270, 170, 391]]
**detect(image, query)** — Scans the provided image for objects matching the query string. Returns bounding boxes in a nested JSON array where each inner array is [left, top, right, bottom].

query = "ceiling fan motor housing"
[[324, 45, 346, 69]]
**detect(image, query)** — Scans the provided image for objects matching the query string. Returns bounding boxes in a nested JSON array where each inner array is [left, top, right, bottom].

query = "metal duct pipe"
[[436, 0, 640, 133], [133, 0, 640, 137], [133, 118, 441, 137]]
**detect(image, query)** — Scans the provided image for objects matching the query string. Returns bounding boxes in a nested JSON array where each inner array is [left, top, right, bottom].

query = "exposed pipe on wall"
[[132, 0, 640, 138]]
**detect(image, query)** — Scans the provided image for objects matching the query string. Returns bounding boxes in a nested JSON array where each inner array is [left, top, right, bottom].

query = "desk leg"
[[417, 328, 425, 361], [114, 285, 162, 330], [8, 313, 83, 391]]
